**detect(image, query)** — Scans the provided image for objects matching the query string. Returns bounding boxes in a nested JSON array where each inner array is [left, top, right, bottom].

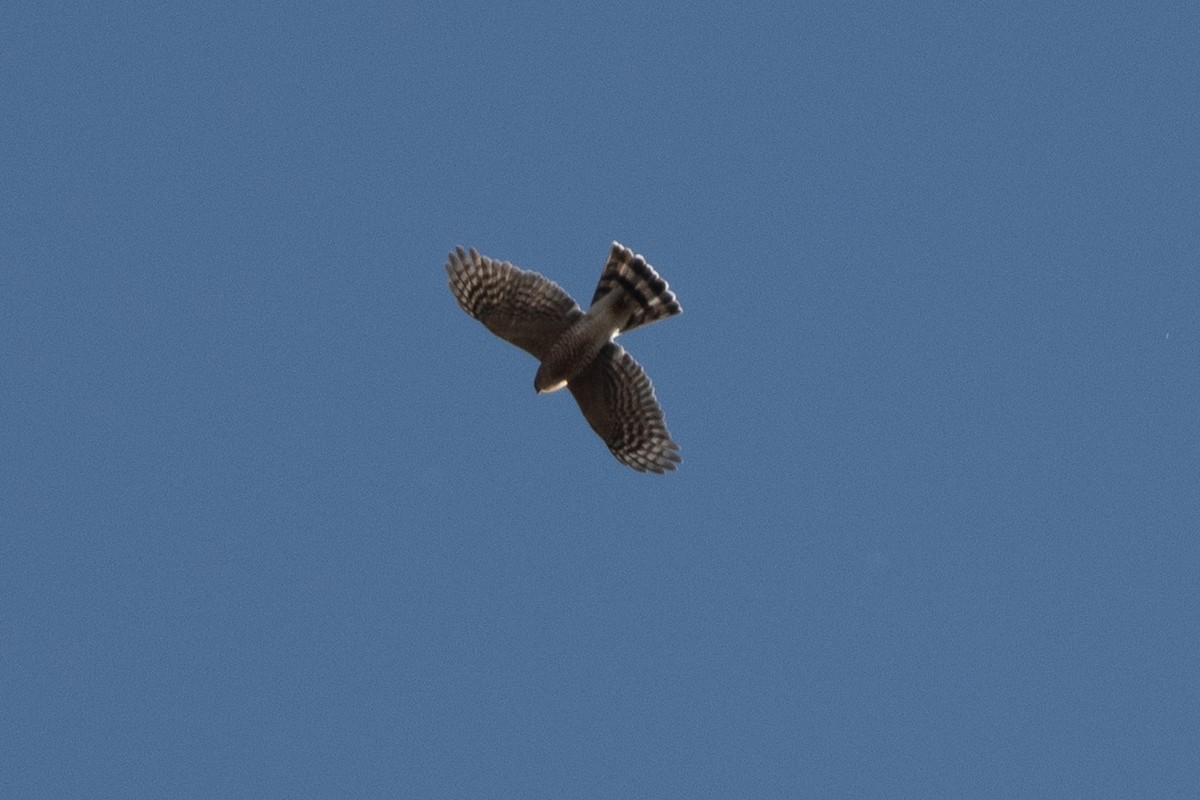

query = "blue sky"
[[3, 2, 1197, 797]]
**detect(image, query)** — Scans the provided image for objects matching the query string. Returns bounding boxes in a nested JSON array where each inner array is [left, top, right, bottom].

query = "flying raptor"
[[445, 242, 682, 473]]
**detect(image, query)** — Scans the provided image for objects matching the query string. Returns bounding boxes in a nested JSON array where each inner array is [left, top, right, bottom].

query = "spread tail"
[[590, 242, 682, 333]]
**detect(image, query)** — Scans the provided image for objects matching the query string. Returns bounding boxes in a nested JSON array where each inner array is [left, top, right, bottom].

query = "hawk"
[[445, 242, 682, 473]]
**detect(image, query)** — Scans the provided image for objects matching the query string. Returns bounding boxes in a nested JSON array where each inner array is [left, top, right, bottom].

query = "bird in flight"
[[445, 242, 682, 473]]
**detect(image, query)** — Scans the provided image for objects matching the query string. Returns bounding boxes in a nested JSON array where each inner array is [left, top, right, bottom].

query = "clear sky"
[[3, 2, 1197, 797]]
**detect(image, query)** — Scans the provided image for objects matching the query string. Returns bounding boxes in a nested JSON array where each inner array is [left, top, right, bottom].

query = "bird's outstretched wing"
[[568, 342, 681, 473], [445, 247, 582, 361]]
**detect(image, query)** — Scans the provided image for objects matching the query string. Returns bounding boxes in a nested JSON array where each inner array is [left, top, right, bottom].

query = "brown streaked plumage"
[[445, 242, 682, 473]]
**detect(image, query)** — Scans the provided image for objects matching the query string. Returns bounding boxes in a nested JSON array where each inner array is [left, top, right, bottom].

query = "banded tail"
[[590, 242, 682, 334]]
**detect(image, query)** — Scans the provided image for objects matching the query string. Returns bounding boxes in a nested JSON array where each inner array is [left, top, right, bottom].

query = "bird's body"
[[445, 242, 682, 473], [534, 292, 623, 393]]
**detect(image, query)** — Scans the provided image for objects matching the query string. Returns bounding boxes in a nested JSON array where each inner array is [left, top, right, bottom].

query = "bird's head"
[[534, 363, 568, 394]]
